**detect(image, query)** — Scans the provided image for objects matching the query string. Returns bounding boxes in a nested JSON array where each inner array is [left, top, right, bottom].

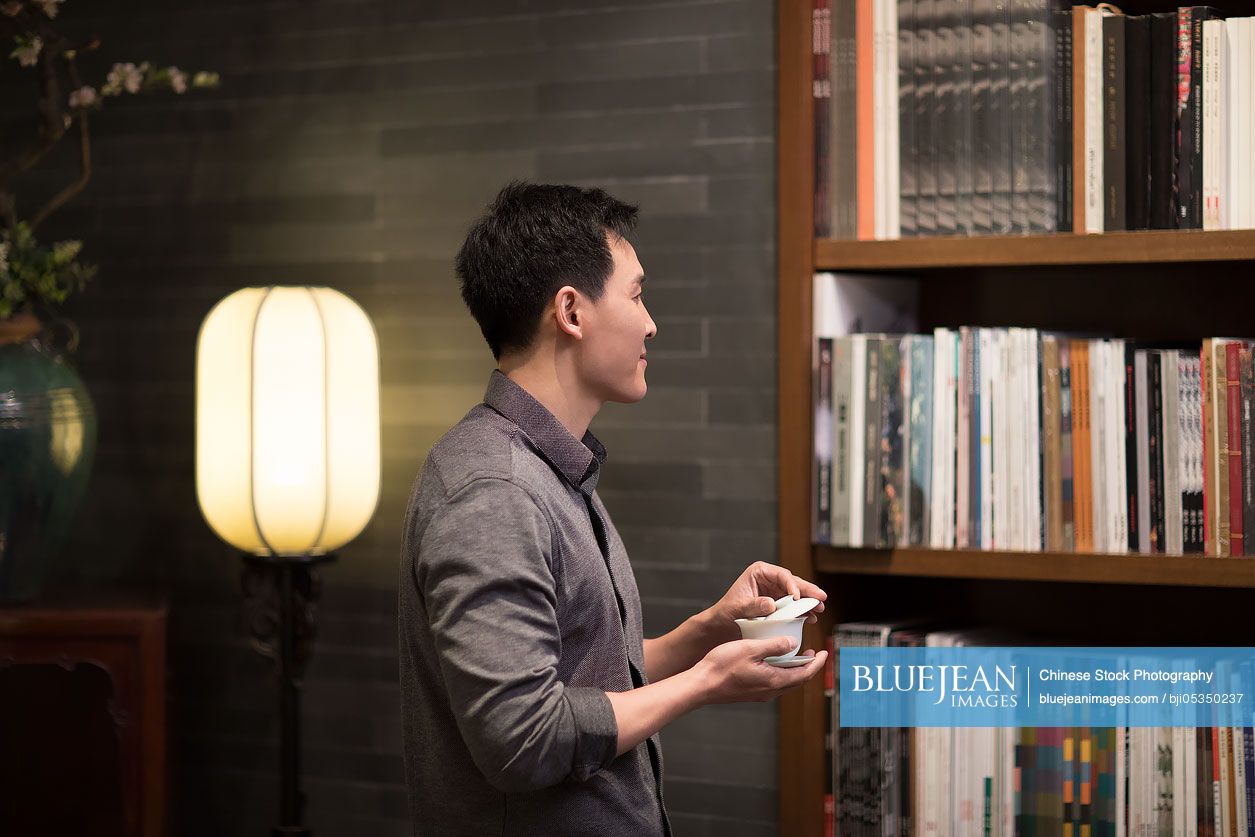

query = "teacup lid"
[[761, 596, 820, 621]]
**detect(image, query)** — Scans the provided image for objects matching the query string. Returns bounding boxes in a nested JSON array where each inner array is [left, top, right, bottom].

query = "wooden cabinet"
[[0, 594, 168, 837]]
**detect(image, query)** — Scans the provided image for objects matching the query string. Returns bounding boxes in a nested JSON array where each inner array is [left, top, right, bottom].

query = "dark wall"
[[8, 1, 778, 834]]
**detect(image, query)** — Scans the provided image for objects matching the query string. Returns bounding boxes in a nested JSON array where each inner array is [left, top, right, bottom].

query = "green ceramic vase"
[[0, 313, 97, 602]]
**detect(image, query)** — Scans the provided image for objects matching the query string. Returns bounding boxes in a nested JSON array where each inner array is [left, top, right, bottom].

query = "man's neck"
[[499, 356, 601, 442]]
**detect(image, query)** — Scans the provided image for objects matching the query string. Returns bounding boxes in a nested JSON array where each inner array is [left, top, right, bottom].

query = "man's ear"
[[554, 286, 583, 339]]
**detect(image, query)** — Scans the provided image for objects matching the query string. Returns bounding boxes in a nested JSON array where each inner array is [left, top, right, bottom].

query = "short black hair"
[[455, 181, 639, 360]]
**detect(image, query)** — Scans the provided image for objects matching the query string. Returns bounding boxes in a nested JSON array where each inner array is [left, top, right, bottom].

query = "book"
[[899, 0, 919, 238], [907, 335, 934, 545], [915, 0, 939, 236], [1227, 341, 1245, 555], [1054, 2, 1075, 231], [814, 0, 833, 238], [832, 0, 860, 238], [858, 0, 877, 239], [1103, 13, 1127, 231], [1124, 15, 1152, 230], [1242, 347, 1255, 559], [1149, 12, 1178, 230]]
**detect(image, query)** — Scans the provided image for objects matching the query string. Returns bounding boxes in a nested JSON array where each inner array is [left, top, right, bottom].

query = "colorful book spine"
[[857, 0, 876, 239], [1227, 341, 1245, 556]]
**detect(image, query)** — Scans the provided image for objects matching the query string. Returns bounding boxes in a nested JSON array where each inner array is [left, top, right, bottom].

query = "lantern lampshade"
[[195, 286, 380, 556]]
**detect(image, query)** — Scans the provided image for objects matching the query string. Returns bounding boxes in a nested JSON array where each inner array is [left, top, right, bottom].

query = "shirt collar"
[[482, 369, 607, 494]]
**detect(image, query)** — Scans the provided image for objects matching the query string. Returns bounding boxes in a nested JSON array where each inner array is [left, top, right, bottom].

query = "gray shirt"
[[399, 370, 670, 837]]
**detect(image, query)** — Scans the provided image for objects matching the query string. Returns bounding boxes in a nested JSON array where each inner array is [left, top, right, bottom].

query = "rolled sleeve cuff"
[[563, 686, 618, 781]]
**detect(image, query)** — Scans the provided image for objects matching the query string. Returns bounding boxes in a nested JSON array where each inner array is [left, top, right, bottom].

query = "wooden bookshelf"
[[815, 228, 1255, 270], [776, 0, 1255, 835], [815, 546, 1255, 589]]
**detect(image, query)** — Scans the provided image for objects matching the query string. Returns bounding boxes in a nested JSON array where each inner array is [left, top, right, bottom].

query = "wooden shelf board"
[[814, 229, 1255, 270], [815, 545, 1255, 588]]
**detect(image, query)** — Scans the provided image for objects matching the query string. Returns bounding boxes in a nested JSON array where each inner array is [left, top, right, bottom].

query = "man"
[[399, 182, 828, 836]]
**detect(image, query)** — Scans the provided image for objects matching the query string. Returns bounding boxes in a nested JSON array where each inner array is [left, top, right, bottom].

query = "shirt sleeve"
[[413, 476, 619, 793]]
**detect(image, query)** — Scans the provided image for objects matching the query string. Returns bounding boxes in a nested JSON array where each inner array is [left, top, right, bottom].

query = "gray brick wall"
[[9, 1, 778, 833]]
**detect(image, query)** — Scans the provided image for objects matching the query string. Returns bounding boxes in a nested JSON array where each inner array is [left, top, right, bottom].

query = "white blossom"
[[168, 67, 187, 94], [0, 2, 22, 17], [10, 35, 41, 68], [62, 113, 71, 129], [104, 61, 144, 95], [68, 85, 97, 109], [31, 0, 61, 18]]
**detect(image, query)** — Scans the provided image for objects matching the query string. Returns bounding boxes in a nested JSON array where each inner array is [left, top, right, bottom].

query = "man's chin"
[[605, 379, 648, 404]]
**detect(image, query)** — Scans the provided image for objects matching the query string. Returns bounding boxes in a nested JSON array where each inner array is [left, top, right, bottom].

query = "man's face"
[[576, 235, 657, 403]]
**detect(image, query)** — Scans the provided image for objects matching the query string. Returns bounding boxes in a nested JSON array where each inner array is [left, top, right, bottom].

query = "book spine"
[[815, 337, 834, 543], [1203, 19, 1221, 230], [1124, 341, 1139, 552], [1103, 14, 1126, 231], [1060, 339, 1076, 550], [1073, 339, 1093, 552], [899, 0, 919, 238], [934, 0, 958, 235], [864, 337, 884, 547], [1217, 341, 1232, 557], [1203, 339, 1214, 555], [1026, 0, 1057, 232], [814, 0, 832, 238], [1054, 5, 1074, 231], [1243, 348, 1255, 559], [1185, 355, 1205, 554], [1228, 341, 1245, 556], [1149, 13, 1177, 230], [850, 337, 867, 546], [1044, 337, 1063, 550], [1186, 7, 1217, 229], [915, 0, 938, 236], [1136, 350, 1150, 552], [1083, 7, 1104, 233], [1164, 351, 1182, 553], [974, 330, 986, 547], [957, 327, 971, 547], [990, 0, 1013, 233], [824, 633, 835, 837], [904, 340, 914, 535], [833, 338, 854, 544], [857, 0, 876, 239], [1072, 7, 1087, 234], [954, 0, 975, 235], [930, 329, 950, 547], [1175, 8, 1200, 228], [909, 336, 934, 545], [1149, 351, 1165, 552], [1008, 0, 1030, 232], [878, 338, 906, 547], [1125, 15, 1151, 230], [886, 0, 902, 239], [833, 0, 859, 238], [972, 0, 995, 233]]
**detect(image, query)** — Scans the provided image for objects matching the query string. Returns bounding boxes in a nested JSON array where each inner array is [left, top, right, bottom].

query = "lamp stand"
[[241, 553, 336, 837]]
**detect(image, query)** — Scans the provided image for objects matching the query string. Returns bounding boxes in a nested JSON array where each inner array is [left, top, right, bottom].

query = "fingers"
[[751, 562, 827, 605], [747, 636, 797, 660]]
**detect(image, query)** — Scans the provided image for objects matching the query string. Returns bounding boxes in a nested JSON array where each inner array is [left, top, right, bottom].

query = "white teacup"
[[734, 615, 805, 658]]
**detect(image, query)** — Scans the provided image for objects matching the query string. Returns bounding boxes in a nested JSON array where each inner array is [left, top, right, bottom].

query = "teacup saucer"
[[765, 655, 813, 668]]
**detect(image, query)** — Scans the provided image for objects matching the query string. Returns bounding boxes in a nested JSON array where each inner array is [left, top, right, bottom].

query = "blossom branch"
[[30, 47, 92, 231]]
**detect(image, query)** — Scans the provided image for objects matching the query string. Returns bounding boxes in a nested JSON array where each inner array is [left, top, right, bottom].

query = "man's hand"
[[693, 636, 828, 704], [706, 561, 828, 643]]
